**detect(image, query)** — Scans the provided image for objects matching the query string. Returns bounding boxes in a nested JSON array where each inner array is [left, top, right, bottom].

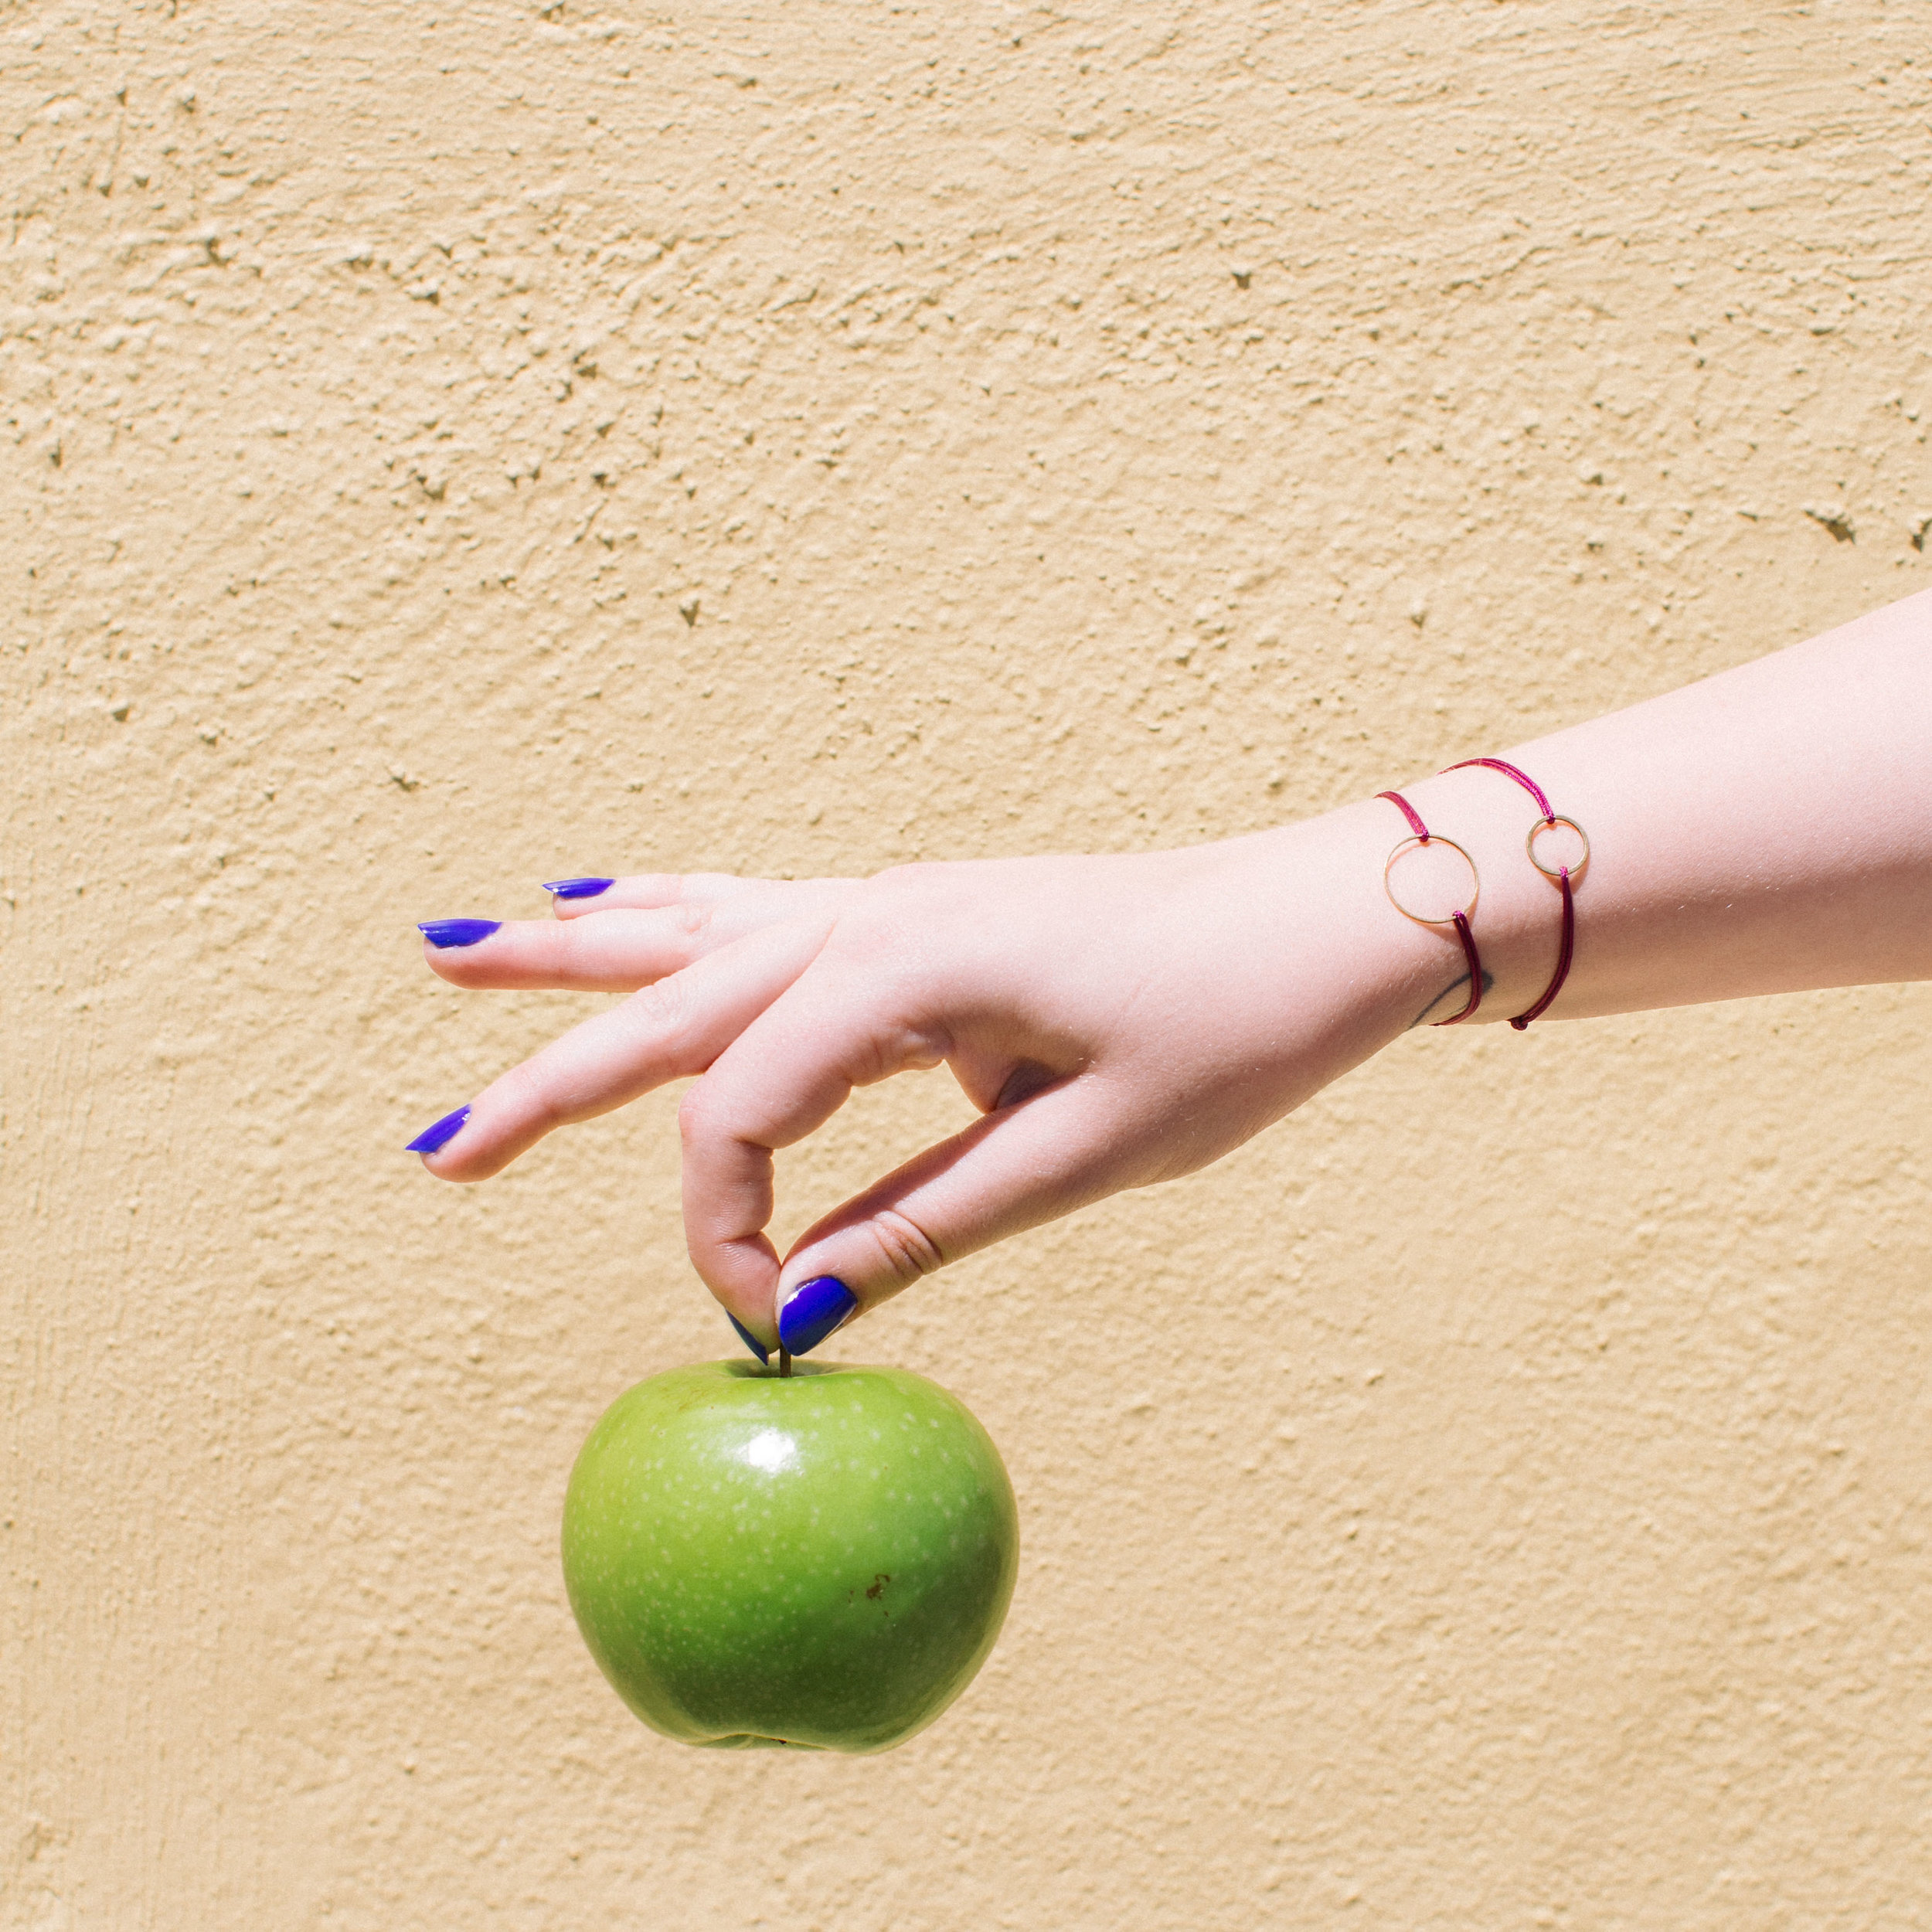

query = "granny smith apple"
[[562, 1358, 1019, 1753]]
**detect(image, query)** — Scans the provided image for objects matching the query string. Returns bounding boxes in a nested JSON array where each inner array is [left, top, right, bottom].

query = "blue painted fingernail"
[[727, 1314, 770, 1365], [543, 876, 614, 900], [418, 919, 502, 948], [405, 1105, 470, 1154], [777, 1276, 857, 1357]]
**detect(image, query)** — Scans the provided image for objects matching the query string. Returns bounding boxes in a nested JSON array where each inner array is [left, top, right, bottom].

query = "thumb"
[[773, 1075, 1131, 1355]]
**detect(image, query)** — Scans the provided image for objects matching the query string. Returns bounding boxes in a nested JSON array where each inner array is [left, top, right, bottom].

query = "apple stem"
[[778, 1347, 793, 1379]]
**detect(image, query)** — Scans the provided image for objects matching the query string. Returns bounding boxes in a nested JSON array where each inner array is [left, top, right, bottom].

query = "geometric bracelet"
[[1375, 788, 1485, 1026], [1440, 757, 1589, 1030]]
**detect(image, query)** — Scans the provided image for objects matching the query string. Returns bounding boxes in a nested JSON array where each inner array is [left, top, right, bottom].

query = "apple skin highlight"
[[562, 1359, 1020, 1753]]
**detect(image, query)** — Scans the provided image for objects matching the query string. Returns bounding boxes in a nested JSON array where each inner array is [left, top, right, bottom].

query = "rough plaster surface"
[[5, 2, 1931, 1926]]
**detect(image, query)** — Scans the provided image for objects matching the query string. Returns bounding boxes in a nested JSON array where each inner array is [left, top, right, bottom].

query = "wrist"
[[1216, 801, 1488, 1065], [1183, 775, 1574, 1135], [1386, 765, 1583, 1028], [1245, 775, 1577, 1047]]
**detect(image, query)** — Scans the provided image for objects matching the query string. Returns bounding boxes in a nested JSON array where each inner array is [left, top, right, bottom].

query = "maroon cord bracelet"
[[1376, 789, 1484, 1026], [1441, 757, 1590, 1029]]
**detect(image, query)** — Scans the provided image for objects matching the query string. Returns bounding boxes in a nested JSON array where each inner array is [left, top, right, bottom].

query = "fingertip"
[[543, 876, 614, 908], [726, 1313, 771, 1364], [776, 1276, 859, 1357], [418, 920, 503, 949], [404, 1104, 471, 1157]]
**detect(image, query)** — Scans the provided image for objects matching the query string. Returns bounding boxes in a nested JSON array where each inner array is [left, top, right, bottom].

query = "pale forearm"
[[1392, 587, 1932, 1025], [407, 589, 1932, 1350]]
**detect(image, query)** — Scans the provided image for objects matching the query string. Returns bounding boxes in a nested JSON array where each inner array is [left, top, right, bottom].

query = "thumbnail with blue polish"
[[418, 919, 502, 948], [542, 877, 614, 900], [727, 1315, 770, 1365], [777, 1276, 857, 1357], [405, 1105, 471, 1154]]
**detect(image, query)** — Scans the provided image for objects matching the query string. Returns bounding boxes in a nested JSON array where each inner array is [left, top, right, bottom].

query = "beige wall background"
[[5, 2, 1931, 1926]]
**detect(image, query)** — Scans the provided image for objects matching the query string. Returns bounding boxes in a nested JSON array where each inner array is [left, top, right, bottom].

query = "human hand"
[[408, 590, 1932, 1356], [406, 807, 1438, 1357]]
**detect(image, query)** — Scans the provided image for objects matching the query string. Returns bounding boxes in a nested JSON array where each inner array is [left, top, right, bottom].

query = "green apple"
[[562, 1358, 1019, 1753]]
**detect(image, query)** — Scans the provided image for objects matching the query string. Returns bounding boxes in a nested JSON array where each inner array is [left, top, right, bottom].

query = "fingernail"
[[418, 919, 502, 948], [727, 1315, 770, 1365], [405, 1105, 470, 1155], [543, 876, 614, 900], [777, 1276, 857, 1358]]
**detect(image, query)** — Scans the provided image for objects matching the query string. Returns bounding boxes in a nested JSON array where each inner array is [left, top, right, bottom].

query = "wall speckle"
[[5, 3, 1930, 1927]]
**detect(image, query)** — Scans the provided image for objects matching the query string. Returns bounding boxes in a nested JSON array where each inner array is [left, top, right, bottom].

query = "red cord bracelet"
[[1376, 790, 1484, 1026], [1440, 757, 1590, 1029]]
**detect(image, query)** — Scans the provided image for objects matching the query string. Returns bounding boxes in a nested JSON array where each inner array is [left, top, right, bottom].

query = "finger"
[[770, 1078, 1135, 1353], [410, 916, 830, 1184], [422, 900, 791, 992], [673, 962, 953, 1345], [546, 870, 781, 920]]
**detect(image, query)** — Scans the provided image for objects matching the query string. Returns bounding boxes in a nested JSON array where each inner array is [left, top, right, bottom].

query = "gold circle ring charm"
[[1383, 835, 1480, 927], [1526, 815, 1590, 883]]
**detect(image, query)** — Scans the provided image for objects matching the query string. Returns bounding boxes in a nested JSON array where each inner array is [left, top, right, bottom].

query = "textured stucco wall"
[[5, 3, 1931, 1926]]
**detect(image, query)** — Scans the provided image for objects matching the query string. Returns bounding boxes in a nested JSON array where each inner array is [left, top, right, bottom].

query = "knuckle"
[[676, 1080, 716, 1147], [631, 971, 689, 1040], [866, 1208, 947, 1289], [829, 880, 930, 978], [497, 1062, 563, 1131]]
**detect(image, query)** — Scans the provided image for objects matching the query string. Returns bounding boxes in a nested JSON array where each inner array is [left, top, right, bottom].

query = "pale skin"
[[412, 587, 1932, 1355]]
